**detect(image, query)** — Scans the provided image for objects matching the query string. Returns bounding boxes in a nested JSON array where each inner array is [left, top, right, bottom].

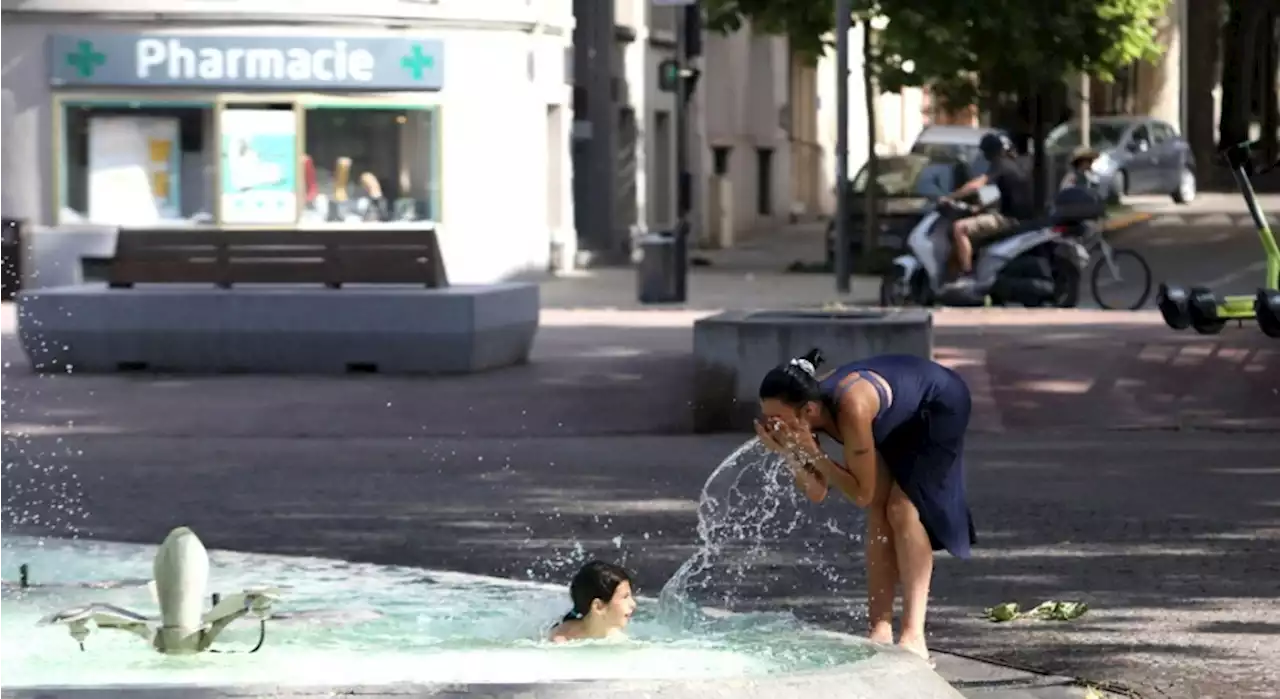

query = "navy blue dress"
[[818, 354, 977, 559]]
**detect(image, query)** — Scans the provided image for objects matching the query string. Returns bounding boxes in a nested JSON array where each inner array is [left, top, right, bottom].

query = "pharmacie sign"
[[48, 34, 444, 90]]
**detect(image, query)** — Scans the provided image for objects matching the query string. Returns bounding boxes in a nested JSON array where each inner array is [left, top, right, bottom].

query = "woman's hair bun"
[[788, 346, 824, 378]]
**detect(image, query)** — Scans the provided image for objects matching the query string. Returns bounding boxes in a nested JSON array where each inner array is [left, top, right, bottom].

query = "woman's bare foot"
[[868, 622, 894, 645], [897, 633, 931, 665]]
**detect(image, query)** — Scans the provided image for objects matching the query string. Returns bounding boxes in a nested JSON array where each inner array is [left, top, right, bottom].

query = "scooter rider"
[[940, 132, 1035, 287]]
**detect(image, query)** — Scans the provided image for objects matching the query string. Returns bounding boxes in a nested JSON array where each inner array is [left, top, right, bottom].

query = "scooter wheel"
[[1256, 288, 1280, 338], [1156, 283, 1191, 330], [1187, 286, 1225, 335]]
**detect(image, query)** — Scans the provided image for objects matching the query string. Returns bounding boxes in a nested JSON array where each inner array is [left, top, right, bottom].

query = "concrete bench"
[[16, 282, 539, 375], [692, 308, 933, 432], [15, 228, 538, 375]]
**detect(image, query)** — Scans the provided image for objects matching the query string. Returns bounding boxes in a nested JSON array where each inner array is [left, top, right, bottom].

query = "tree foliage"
[[701, 0, 1173, 109], [702, 0, 858, 59]]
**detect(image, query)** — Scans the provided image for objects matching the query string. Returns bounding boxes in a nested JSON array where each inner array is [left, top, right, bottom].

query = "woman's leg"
[[885, 483, 934, 661], [864, 457, 898, 643]]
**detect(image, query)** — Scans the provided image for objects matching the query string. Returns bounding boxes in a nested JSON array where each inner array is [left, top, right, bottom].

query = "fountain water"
[[2, 532, 896, 690], [659, 438, 865, 625], [0, 441, 961, 697]]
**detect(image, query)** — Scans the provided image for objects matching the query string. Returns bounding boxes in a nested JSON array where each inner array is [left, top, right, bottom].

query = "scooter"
[[1156, 140, 1280, 337], [880, 184, 1102, 308]]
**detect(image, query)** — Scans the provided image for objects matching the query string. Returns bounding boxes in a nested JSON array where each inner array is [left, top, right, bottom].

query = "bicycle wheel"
[[1090, 247, 1152, 310]]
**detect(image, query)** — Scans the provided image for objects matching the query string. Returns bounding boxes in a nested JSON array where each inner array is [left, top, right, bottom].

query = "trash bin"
[[2, 217, 21, 301], [636, 227, 688, 304]]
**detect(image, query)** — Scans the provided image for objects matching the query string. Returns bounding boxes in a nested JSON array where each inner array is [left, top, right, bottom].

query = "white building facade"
[[691, 20, 931, 246], [0, 0, 575, 284]]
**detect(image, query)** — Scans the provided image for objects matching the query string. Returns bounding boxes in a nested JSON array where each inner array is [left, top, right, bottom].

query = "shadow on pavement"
[[3, 307, 1278, 697]]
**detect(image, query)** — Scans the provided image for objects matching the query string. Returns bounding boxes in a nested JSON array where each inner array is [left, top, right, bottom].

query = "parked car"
[[907, 124, 1009, 176], [825, 126, 1008, 267], [1044, 116, 1196, 204]]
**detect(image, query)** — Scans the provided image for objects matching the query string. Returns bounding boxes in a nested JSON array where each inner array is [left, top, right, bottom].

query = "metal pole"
[[1079, 73, 1091, 148], [834, 0, 852, 294], [1177, 0, 1188, 135], [673, 5, 691, 302], [675, 7, 690, 226]]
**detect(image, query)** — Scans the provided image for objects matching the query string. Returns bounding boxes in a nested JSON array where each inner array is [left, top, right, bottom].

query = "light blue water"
[[1, 534, 874, 687]]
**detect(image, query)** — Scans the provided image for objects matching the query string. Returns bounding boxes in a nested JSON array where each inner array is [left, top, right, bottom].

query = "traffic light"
[[657, 59, 701, 102], [658, 59, 680, 92]]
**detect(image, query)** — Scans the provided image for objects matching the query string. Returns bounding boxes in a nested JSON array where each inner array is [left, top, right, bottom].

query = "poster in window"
[[220, 110, 298, 224], [88, 116, 181, 225]]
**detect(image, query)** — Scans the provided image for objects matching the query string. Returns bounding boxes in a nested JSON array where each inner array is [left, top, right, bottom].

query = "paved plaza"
[[4, 197, 1279, 698], [4, 293, 1278, 698]]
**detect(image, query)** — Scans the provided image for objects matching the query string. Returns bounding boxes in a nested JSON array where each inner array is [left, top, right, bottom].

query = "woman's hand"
[[753, 418, 788, 454], [757, 417, 829, 503], [768, 420, 822, 464]]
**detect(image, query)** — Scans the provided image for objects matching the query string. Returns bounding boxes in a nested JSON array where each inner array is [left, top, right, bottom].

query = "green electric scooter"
[[1156, 140, 1280, 337]]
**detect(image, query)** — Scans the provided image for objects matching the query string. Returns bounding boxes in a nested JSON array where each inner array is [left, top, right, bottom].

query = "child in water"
[[548, 560, 636, 643]]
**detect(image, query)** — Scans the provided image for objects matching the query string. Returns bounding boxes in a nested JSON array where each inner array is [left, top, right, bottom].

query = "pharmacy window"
[[302, 106, 440, 225], [60, 101, 217, 227]]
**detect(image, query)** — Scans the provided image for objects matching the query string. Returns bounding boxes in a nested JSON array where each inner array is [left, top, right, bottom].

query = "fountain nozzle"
[[36, 526, 284, 655]]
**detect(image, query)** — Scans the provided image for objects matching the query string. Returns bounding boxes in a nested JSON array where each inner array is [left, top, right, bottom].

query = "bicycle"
[[1081, 212, 1153, 311]]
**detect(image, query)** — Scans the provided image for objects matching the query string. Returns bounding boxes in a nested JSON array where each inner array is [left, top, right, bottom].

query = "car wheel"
[[1108, 170, 1127, 205], [1172, 167, 1196, 204]]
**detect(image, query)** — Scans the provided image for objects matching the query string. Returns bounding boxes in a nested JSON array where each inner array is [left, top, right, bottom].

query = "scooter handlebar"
[[937, 198, 979, 216], [1222, 139, 1280, 175]]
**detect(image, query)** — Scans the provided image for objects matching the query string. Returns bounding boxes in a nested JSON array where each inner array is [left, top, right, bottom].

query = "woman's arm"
[[788, 457, 829, 503], [805, 406, 879, 508]]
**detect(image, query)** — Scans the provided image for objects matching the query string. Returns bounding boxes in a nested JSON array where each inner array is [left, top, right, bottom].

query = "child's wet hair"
[[561, 560, 633, 622]]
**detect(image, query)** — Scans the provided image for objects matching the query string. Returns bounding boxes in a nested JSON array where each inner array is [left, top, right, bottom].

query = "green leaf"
[[983, 600, 1088, 623], [982, 602, 1021, 622]]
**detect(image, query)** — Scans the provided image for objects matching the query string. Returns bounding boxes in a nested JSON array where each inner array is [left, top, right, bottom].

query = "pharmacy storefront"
[[2, 18, 573, 283], [48, 33, 445, 230]]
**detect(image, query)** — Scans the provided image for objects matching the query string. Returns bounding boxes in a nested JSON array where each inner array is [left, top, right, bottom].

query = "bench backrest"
[[107, 228, 448, 289]]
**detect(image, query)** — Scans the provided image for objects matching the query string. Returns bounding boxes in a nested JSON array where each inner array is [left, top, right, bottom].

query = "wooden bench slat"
[[107, 227, 449, 288]]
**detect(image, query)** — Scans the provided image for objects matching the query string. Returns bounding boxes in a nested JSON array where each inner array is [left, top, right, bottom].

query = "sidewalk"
[[542, 266, 880, 310], [5, 301, 1278, 698]]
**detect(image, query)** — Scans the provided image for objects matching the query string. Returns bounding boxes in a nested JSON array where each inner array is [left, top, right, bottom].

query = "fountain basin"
[[692, 308, 934, 432], [0, 535, 961, 698]]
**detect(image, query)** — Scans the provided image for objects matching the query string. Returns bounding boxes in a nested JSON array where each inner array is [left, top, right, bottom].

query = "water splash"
[[2, 305, 92, 539], [657, 438, 864, 628]]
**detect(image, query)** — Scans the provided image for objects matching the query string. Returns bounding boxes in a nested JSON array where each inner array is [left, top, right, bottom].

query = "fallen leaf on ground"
[[981, 600, 1088, 623]]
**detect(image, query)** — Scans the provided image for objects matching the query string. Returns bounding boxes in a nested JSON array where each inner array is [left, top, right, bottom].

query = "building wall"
[[2, 0, 576, 285], [618, 0, 678, 236], [697, 27, 793, 237], [813, 27, 929, 216], [1133, 0, 1183, 130]]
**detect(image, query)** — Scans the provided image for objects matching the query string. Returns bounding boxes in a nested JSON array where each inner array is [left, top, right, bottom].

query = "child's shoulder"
[[548, 619, 582, 643]]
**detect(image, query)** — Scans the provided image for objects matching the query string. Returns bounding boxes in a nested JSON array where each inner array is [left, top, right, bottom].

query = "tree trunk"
[[861, 20, 879, 257], [1185, 0, 1222, 183], [1256, 8, 1279, 165], [1218, 0, 1263, 150], [1030, 85, 1047, 215]]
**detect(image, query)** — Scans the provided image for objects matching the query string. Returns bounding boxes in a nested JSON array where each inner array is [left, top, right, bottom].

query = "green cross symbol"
[[67, 40, 107, 78], [399, 45, 436, 81]]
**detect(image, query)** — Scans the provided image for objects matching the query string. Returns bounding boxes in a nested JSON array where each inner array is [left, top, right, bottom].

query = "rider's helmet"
[[979, 131, 1013, 160]]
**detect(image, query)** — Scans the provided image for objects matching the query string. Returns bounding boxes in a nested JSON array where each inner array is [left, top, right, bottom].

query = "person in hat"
[[1060, 146, 1102, 191]]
